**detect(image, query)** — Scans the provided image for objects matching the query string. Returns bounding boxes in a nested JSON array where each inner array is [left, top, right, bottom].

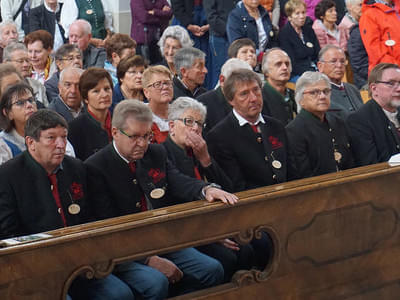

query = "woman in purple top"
[[130, 0, 173, 64]]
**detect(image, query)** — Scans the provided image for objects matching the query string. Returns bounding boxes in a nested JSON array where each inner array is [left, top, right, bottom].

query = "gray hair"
[[168, 97, 207, 121], [173, 47, 206, 78], [345, 0, 361, 7], [318, 44, 345, 61], [112, 99, 153, 129], [59, 67, 84, 83], [3, 42, 27, 62], [158, 25, 194, 56], [55, 44, 82, 61], [295, 71, 331, 113], [0, 20, 17, 36], [261, 47, 292, 74], [221, 58, 253, 79], [70, 19, 92, 36]]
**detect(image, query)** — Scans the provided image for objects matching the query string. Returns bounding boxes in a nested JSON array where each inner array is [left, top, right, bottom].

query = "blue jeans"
[[209, 34, 229, 88], [114, 261, 169, 300], [69, 274, 134, 300], [114, 248, 223, 298], [165, 248, 224, 296]]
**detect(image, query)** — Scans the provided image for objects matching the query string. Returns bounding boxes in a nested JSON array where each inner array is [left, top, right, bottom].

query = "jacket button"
[[132, 179, 137, 184], [264, 155, 268, 161], [272, 174, 277, 180], [388, 126, 392, 130], [136, 202, 141, 208]]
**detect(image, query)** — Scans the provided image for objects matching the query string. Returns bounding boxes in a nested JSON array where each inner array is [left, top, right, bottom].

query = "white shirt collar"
[[113, 140, 129, 164], [232, 109, 265, 126], [44, 1, 60, 13]]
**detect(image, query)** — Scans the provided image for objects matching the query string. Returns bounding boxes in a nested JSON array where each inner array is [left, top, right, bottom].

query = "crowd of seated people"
[[0, 0, 400, 298]]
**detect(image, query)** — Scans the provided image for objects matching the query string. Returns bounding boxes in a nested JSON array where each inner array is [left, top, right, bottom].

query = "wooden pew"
[[1, 162, 400, 300]]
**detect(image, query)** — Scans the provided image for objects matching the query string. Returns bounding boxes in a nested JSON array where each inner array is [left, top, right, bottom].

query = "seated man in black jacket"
[[0, 109, 134, 300], [261, 48, 297, 125], [347, 63, 400, 166], [85, 99, 237, 298]]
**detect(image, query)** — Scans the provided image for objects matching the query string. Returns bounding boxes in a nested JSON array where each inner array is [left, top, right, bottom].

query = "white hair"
[[221, 58, 253, 79], [158, 25, 193, 56]]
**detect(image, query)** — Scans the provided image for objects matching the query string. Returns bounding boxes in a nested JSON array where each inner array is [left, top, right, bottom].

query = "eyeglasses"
[[320, 59, 348, 66], [11, 58, 30, 64], [303, 88, 332, 97], [176, 117, 205, 129], [376, 80, 400, 89], [60, 55, 82, 61], [11, 97, 37, 107], [147, 80, 173, 90], [119, 128, 153, 143]]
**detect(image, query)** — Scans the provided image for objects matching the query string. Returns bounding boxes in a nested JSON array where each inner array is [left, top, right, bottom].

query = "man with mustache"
[[261, 48, 297, 125], [318, 44, 363, 120], [0, 109, 135, 299], [347, 63, 400, 166]]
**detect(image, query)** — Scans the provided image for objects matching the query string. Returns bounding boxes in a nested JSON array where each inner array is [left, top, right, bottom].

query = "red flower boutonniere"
[[70, 182, 84, 200], [148, 168, 165, 183], [268, 135, 283, 150]]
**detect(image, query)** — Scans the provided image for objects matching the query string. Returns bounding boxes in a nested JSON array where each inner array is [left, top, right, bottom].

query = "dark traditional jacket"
[[0, 151, 91, 239], [162, 136, 233, 191], [170, 0, 196, 28], [196, 86, 232, 136], [329, 83, 363, 120], [45, 71, 60, 102], [84, 143, 207, 219], [68, 112, 109, 161], [278, 20, 320, 77], [83, 44, 106, 69], [348, 24, 368, 89], [346, 99, 400, 166], [286, 109, 354, 179], [203, 0, 238, 37], [226, 1, 278, 51], [28, 3, 66, 42], [207, 112, 290, 192], [48, 96, 85, 123], [172, 76, 207, 100], [261, 82, 296, 125]]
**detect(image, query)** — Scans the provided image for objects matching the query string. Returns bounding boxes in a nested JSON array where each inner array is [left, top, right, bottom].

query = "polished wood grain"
[[1, 162, 400, 299]]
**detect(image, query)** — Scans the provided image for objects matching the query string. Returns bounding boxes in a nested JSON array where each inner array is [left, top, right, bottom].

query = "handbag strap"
[[13, 0, 29, 20]]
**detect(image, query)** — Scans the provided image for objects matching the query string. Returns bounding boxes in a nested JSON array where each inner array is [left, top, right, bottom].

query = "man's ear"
[[25, 136, 35, 152]]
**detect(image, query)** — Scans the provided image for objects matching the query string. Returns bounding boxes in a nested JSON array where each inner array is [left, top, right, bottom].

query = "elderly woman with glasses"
[[163, 96, 254, 282], [112, 55, 147, 113], [286, 71, 354, 179], [142, 65, 174, 144]]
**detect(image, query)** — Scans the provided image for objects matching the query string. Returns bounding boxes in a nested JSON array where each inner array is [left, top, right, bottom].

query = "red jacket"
[[359, 0, 400, 72]]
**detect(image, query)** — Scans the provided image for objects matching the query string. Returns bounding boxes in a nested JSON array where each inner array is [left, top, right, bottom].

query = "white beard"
[[390, 99, 400, 107]]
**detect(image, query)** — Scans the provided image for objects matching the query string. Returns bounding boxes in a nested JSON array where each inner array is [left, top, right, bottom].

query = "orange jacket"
[[359, 0, 400, 72]]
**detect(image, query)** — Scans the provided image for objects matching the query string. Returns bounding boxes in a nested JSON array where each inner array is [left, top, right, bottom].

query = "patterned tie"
[[48, 174, 67, 227]]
